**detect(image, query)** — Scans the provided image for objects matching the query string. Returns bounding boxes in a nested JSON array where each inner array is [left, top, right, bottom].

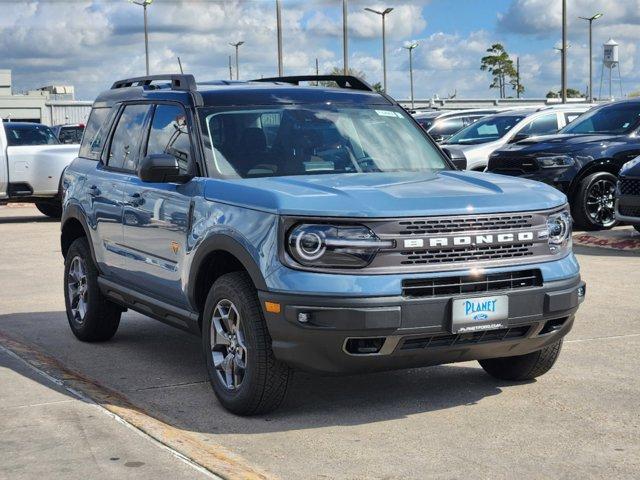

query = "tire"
[[35, 200, 62, 219], [572, 172, 619, 230], [479, 339, 563, 381], [64, 237, 121, 342], [202, 271, 291, 415]]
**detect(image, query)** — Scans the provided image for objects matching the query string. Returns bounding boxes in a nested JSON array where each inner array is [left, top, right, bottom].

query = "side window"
[[145, 104, 192, 175], [79, 107, 112, 160], [523, 113, 560, 136], [107, 104, 150, 171], [430, 118, 465, 136], [565, 112, 581, 124]]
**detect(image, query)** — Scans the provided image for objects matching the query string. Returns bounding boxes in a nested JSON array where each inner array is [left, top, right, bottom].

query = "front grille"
[[619, 178, 640, 196], [619, 204, 640, 218], [488, 157, 539, 174], [400, 325, 531, 351], [396, 214, 534, 236], [402, 269, 542, 297], [399, 242, 534, 265]]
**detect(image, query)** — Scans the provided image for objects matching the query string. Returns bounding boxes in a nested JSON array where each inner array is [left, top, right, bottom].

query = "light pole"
[[229, 41, 244, 80], [561, 0, 567, 103], [403, 42, 418, 109], [131, 0, 153, 76], [276, 0, 283, 76], [343, 0, 349, 75], [365, 7, 393, 93], [579, 13, 603, 102]]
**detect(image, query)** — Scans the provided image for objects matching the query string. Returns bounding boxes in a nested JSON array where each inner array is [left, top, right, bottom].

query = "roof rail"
[[253, 75, 374, 92], [110, 74, 197, 92]]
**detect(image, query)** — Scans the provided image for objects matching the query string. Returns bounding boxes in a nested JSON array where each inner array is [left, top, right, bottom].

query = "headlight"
[[545, 209, 572, 253], [287, 224, 394, 268], [538, 155, 575, 169]]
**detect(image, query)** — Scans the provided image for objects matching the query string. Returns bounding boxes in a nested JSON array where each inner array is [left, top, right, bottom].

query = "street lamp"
[[343, 0, 349, 75], [579, 13, 603, 102], [229, 41, 245, 80], [403, 42, 418, 109], [364, 7, 393, 93], [130, 0, 153, 76], [561, 0, 567, 103]]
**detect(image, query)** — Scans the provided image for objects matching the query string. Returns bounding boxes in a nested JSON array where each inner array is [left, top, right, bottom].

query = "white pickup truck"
[[0, 122, 79, 217]]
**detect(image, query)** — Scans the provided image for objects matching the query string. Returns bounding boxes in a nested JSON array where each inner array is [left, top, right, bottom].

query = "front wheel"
[[572, 172, 618, 230], [479, 340, 563, 381], [202, 272, 291, 415]]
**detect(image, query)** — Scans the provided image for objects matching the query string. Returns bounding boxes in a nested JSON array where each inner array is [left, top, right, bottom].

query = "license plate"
[[451, 295, 509, 334]]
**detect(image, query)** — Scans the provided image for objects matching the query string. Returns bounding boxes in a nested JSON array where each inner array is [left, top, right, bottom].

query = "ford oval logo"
[[474, 313, 489, 321]]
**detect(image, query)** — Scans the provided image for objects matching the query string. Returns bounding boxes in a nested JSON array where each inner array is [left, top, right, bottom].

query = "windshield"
[[560, 103, 640, 135], [199, 104, 449, 178], [446, 114, 526, 145], [4, 124, 59, 146]]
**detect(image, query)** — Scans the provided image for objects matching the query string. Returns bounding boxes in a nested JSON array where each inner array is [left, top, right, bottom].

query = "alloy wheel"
[[585, 178, 616, 228], [210, 299, 247, 390], [67, 256, 89, 324]]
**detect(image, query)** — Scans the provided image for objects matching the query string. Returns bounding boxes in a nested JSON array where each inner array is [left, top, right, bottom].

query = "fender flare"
[[60, 202, 97, 263], [568, 158, 621, 198], [187, 233, 268, 308]]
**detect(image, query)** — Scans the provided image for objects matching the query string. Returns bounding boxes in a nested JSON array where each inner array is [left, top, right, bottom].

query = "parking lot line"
[[0, 331, 276, 480]]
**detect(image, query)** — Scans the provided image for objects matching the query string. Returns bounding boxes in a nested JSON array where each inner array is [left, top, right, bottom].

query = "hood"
[[497, 133, 626, 155], [620, 155, 640, 177], [204, 171, 566, 217]]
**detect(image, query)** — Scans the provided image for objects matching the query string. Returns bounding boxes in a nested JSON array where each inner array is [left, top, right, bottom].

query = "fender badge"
[[170, 241, 180, 255]]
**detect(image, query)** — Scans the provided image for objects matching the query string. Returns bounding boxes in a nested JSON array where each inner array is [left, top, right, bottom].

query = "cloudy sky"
[[1, 0, 638, 101]]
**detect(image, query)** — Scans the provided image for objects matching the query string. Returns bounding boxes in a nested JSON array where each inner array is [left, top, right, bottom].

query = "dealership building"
[[0, 69, 92, 126]]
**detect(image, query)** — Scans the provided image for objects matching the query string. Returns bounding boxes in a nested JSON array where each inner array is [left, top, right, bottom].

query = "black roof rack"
[[253, 75, 374, 92], [110, 74, 197, 92]]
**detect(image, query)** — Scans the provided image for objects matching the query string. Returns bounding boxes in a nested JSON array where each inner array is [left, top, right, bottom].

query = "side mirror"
[[509, 132, 529, 144], [137, 154, 193, 183]]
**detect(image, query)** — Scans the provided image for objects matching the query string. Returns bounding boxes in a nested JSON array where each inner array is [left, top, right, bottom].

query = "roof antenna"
[[177, 56, 184, 74]]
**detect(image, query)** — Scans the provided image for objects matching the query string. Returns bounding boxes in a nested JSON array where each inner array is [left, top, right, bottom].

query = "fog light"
[[298, 312, 311, 323], [577, 286, 586, 298]]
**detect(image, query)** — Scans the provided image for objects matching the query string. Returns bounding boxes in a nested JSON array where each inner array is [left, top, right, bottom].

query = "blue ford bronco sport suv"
[[61, 74, 585, 415]]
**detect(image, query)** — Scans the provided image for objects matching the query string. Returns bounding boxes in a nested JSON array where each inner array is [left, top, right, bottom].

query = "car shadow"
[[0, 310, 526, 436], [0, 214, 58, 224]]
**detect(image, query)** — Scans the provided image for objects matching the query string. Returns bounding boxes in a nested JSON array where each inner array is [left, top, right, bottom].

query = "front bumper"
[[615, 194, 640, 224], [259, 275, 585, 373]]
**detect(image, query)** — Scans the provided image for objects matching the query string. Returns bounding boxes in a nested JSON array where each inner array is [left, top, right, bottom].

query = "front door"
[[120, 103, 196, 307]]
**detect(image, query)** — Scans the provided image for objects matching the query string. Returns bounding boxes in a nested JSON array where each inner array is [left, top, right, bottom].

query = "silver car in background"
[[442, 106, 591, 171]]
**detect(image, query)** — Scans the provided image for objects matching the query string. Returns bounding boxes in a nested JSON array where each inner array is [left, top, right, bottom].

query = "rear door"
[[120, 103, 196, 306], [92, 103, 151, 279]]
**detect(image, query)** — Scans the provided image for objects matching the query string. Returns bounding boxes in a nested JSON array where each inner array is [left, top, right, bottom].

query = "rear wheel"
[[35, 200, 62, 219], [479, 340, 563, 381], [202, 271, 291, 415], [572, 172, 618, 230], [64, 237, 121, 342]]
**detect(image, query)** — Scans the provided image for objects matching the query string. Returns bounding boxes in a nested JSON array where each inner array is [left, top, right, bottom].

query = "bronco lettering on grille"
[[403, 231, 535, 249]]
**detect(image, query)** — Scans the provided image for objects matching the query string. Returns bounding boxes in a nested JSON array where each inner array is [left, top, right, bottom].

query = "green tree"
[[321, 67, 367, 87], [480, 44, 521, 99], [371, 82, 383, 93], [546, 88, 584, 99]]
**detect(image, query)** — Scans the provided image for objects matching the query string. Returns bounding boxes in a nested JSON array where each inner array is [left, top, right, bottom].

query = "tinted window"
[[107, 104, 150, 171], [146, 104, 192, 175], [200, 105, 449, 178], [79, 108, 112, 160], [429, 118, 465, 136], [564, 113, 582, 124], [522, 114, 559, 136], [561, 103, 640, 135], [5, 124, 59, 146], [446, 115, 526, 145], [58, 126, 84, 144]]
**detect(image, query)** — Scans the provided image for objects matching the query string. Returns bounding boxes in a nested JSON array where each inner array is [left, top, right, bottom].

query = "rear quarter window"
[[79, 107, 112, 160]]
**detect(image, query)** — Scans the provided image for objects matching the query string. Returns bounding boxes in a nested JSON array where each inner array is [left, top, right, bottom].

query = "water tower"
[[599, 38, 622, 100]]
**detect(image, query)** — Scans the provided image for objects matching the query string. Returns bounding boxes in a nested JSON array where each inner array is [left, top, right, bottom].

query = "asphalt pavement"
[[0, 205, 639, 479]]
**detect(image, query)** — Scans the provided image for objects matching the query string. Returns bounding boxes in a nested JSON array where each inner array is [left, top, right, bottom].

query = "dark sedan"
[[487, 100, 640, 230]]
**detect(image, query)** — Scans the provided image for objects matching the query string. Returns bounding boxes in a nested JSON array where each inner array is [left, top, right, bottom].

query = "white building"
[[0, 69, 92, 126]]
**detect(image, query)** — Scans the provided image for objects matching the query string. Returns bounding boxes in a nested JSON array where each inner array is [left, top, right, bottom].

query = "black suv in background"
[[487, 100, 640, 230]]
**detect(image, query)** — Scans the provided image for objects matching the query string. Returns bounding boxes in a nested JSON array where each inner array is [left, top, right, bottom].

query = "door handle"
[[128, 192, 144, 207], [88, 185, 101, 197]]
